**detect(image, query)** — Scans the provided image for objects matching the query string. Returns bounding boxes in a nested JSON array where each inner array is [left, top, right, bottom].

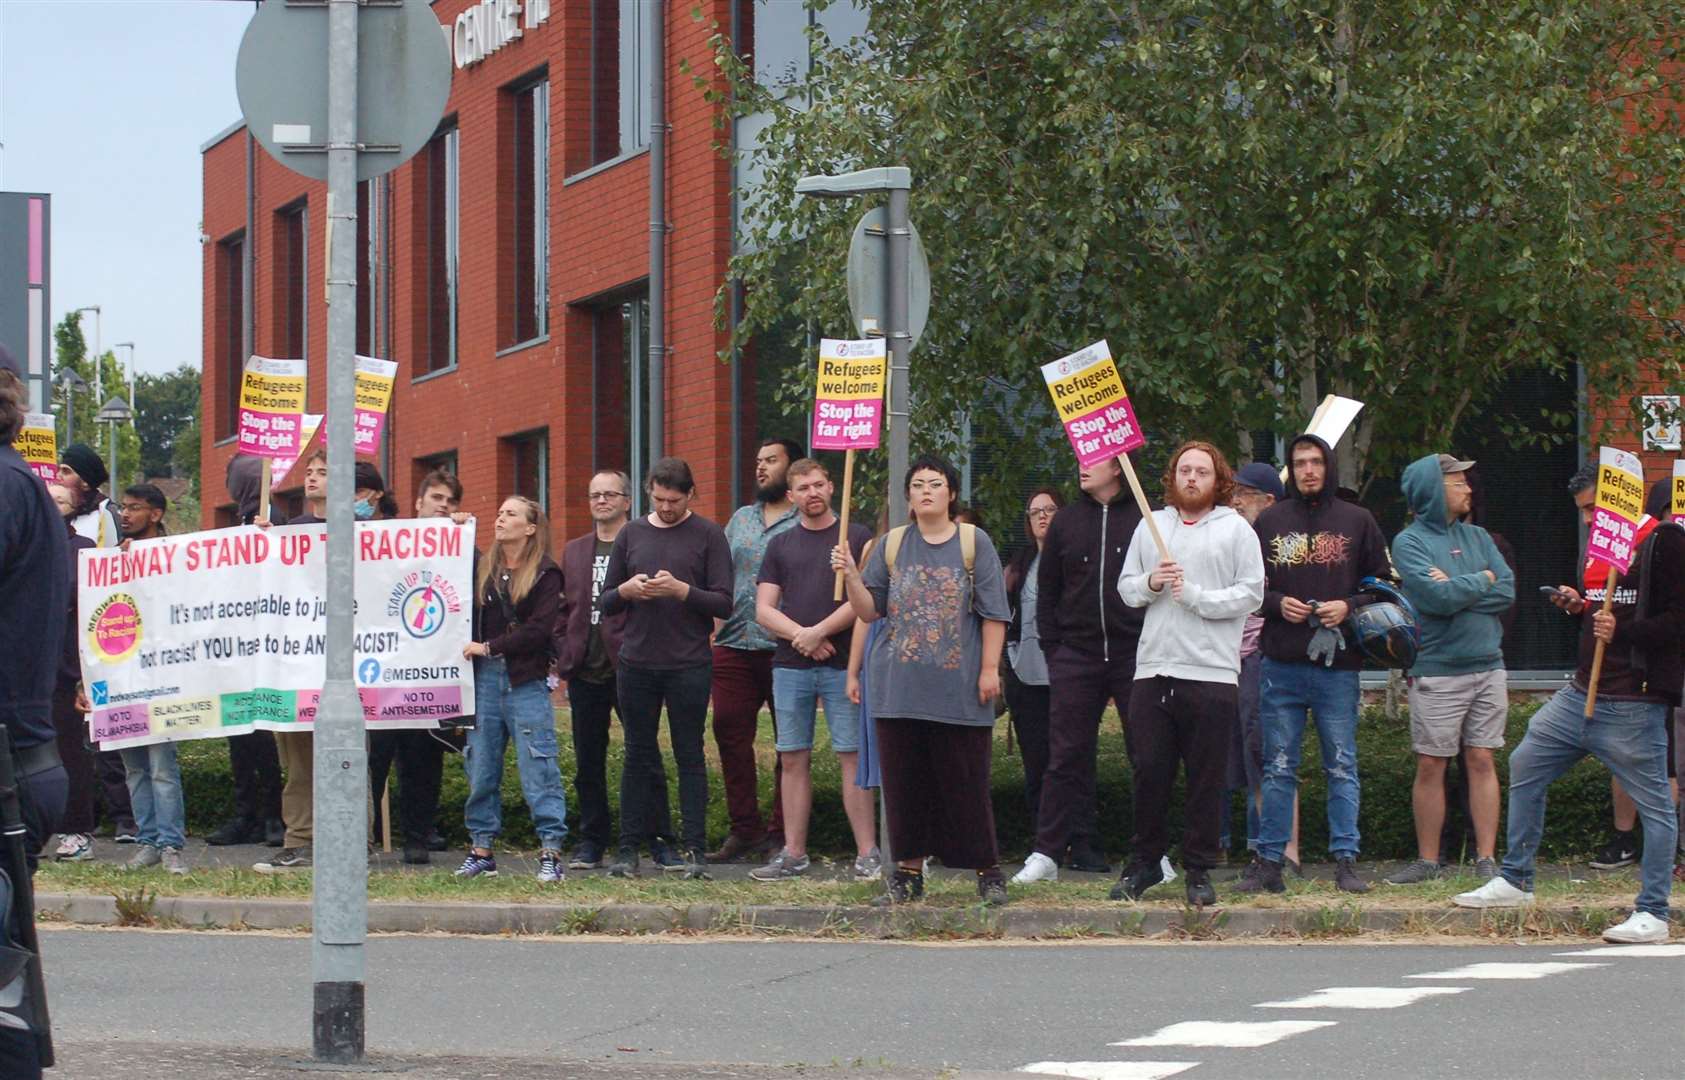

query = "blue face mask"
[[353, 499, 376, 520]]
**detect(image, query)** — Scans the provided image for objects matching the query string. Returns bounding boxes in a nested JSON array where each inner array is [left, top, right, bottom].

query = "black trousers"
[[1127, 675, 1236, 872], [227, 731, 283, 824], [51, 688, 97, 835], [1034, 646, 1133, 858], [368, 729, 446, 846], [1005, 671, 1051, 840], [95, 748, 134, 833], [567, 674, 672, 849], [617, 663, 710, 853]]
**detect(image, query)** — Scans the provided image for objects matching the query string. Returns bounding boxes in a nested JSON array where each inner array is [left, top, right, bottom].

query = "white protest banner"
[[79, 519, 476, 750]]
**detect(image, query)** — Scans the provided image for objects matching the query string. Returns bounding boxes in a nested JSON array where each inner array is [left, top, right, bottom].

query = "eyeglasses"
[[588, 491, 628, 501], [1026, 506, 1057, 518], [908, 479, 948, 492]]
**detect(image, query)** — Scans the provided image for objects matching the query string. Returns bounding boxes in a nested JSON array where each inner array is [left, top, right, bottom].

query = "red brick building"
[[199, 1, 852, 542]]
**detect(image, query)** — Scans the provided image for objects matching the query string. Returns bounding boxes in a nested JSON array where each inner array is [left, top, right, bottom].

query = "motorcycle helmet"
[[1346, 577, 1420, 669]]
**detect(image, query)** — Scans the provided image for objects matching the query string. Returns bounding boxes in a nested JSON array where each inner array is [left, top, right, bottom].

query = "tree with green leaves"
[[706, 1, 1685, 521], [135, 364, 202, 486], [52, 311, 139, 489]]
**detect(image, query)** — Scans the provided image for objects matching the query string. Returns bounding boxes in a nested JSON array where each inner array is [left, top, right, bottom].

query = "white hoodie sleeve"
[[1175, 517, 1266, 620], [1116, 515, 1163, 609]]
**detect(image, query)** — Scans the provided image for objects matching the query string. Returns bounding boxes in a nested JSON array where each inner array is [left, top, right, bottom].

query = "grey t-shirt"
[[863, 525, 1011, 727]]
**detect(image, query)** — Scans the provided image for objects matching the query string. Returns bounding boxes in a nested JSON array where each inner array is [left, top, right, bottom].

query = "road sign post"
[[235, 0, 450, 1064]]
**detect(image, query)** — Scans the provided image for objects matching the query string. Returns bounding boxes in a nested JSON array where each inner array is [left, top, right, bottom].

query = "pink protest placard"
[[235, 356, 308, 459], [1040, 340, 1145, 467], [811, 338, 887, 451], [1587, 446, 1645, 574]]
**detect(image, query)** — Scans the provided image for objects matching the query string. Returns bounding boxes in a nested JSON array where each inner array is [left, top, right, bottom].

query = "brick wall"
[[200, 0, 743, 549]]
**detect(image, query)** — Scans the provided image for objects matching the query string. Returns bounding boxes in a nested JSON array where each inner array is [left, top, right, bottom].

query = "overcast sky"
[[1, 0, 255, 379]]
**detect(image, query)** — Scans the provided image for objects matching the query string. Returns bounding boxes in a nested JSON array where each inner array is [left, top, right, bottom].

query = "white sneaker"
[[1602, 911, 1669, 944], [1010, 851, 1059, 885], [1452, 875, 1534, 908], [1160, 856, 1178, 885]]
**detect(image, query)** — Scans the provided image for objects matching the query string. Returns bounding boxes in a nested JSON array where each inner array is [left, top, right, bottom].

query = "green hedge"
[[172, 699, 1633, 860]]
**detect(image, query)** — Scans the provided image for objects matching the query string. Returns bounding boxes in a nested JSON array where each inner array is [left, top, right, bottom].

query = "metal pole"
[[64, 387, 73, 446], [107, 421, 118, 500], [314, 0, 367, 1063], [885, 186, 911, 526], [646, 0, 665, 461]]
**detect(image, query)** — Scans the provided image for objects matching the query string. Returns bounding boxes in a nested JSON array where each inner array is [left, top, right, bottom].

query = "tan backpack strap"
[[959, 523, 976, 576], [882, 525, 910, 575]]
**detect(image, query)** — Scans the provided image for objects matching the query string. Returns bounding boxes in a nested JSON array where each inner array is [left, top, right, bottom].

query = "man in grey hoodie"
[[1114, 442, 1265, 904]]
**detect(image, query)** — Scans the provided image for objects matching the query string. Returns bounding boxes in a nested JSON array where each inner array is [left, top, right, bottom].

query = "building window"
[[587, 0, 652, 168], [587, 290, 650, 514], [217, 233, 245, 439], [503, 430, 549, 512], [503, 76, 549, 347], [415, 124, 459, 376], [273, 202, 307, 360]]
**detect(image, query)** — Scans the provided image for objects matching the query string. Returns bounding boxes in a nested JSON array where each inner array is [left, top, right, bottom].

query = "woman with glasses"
[[1004, 487, 1064, 842], [833, 453, 1012, 905]]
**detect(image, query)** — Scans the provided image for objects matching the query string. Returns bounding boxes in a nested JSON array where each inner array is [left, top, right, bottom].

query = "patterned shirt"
[[714, 501, 798, 651]]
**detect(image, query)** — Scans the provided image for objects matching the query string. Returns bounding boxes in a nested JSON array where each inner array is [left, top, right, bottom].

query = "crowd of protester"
[[4, 351, 1679, 942]]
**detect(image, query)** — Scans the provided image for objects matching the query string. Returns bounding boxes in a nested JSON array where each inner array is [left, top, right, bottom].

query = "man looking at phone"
[[1386, 454, 1514, 884]]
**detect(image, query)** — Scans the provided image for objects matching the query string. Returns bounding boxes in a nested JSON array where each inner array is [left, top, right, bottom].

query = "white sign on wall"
[[1642, 395, 1681, 451], [446, 0, 550, 70]]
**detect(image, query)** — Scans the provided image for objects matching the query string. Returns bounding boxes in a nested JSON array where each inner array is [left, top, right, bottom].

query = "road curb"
[[36, 892, 1657, 939]]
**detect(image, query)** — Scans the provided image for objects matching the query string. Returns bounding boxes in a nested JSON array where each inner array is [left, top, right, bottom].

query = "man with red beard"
[[1114, 443, 1265, 904]]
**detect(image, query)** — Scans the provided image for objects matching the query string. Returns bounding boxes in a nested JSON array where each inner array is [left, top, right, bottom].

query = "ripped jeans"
[[1258, 658, 1361, 862], [463, 656, 569, 851]]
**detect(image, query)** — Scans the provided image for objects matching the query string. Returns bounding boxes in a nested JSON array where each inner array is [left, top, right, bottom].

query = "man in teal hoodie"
[[1386, 454, 1515, 884]]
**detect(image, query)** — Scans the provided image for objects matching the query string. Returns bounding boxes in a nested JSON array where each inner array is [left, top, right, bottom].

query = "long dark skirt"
[[876, 716, 999, 870]]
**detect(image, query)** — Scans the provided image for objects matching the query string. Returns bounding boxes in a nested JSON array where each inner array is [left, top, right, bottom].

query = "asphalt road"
[[41, 930, 1685, 1078]]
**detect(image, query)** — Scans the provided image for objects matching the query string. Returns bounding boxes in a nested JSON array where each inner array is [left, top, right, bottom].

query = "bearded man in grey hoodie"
[[1113, 442, 1265, 905]]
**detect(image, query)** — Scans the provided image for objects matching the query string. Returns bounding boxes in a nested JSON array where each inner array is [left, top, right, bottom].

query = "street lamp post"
[[113, 342, 136, 409], [96, 396, 133, 491], [72, 305, 101, 389], [53, 366, 88, 447], [793, 167, 914, 526]]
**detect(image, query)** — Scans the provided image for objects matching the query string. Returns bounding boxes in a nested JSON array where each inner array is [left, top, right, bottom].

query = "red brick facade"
[[200, 0, 746, 546]]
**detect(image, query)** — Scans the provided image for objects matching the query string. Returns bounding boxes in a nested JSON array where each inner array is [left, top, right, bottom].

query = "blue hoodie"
[[1393, 455, 1515, 676]]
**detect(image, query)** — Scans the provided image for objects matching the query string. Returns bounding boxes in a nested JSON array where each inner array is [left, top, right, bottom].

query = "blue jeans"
[[463, 657, 568, 851], [120, 741, 184, 850], [772, 666, 859, 752], [1502, 685, 1676, 920], [1258, 658, 1361, 862]]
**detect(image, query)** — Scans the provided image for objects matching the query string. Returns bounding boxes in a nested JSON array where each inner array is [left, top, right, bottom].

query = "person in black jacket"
[[1003, 487, 1064, 841], [1236, 434, 1390, 895], [455, 496, 568, 883], [1456, 474, 1682, 945], [1011, 458, 1143, 883]]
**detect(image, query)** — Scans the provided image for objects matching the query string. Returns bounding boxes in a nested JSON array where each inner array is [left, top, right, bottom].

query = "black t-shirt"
[[580, 537, 616, 682], [757, 520, 873, 669]]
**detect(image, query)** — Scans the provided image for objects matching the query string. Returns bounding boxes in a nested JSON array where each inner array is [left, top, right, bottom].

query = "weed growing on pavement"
[[1295, 903, 1364, 938], [555, 907, 603, 935], [1167, 904, 1229, 941], [112, 885, 158, 927]]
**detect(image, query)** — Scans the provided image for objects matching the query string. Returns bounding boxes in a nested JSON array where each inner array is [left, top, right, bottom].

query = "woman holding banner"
[[833, 454, 1013, 905], [456, 496, 569, 884]]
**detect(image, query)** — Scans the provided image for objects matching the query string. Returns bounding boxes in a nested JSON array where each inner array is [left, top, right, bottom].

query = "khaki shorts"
[[1407, 669, 1507, 757]]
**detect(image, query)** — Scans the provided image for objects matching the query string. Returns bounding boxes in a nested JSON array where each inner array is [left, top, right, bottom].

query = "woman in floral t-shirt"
[[834, 454, 1011, 905]]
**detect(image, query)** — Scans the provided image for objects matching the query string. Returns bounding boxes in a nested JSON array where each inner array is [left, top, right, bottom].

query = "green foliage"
[[134, 364, 202, 483], [169, 699, 1622, 861], [704, 0, 1685, 519], [51, 312, 140, 487]]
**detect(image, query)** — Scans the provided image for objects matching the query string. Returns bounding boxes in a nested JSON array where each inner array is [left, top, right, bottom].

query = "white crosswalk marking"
[[1254, 986, 1470, 1010], [1553, 944, 1685, 958], [1111, 1020, 1338, 1048], [1017, 1063, 1200, 1080], [1407, 962, 1606, 980]]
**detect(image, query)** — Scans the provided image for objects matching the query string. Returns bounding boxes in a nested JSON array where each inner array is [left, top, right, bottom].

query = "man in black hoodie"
[[1011, 457, 1143, 883], [1236, 434, 1390, 894]]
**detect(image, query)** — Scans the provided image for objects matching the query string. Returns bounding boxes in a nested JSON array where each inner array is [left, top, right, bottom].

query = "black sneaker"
[[402, 843, 431, 866], [253, 845, 313, 874], [682, 848, 711, 881], [1066, 844, 1112, 874], [651, 840, 686, 873], [205, 817, 263, 846], [426, 830, 449, 853], [1590, 831, 1639, 870], [1334, 856, 1370, 893], [568, 842, 605, 870], [1109, 858, 1166, 901], [977, 869, 1009, 907], [607, 848, 639, 879], [1233, 856, 1286, 894], [1185, 867, 1216, 906], [263, 817, 286, 848], [872, 868, 925, 906]]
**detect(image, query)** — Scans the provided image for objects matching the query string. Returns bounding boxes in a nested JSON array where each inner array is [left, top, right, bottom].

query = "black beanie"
[[62, 442, 108, 489]]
